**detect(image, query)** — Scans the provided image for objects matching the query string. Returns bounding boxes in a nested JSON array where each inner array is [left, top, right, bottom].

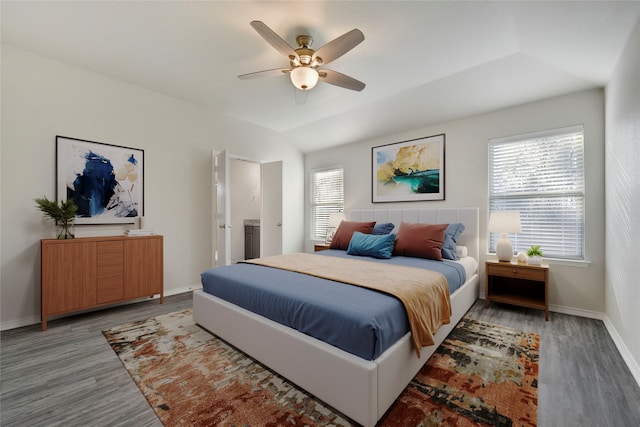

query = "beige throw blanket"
[[243, 253, 452, 358]]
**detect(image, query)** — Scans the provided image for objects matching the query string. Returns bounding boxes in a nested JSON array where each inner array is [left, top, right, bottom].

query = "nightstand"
[[485, 260, 550, 320], [314, 244, 330, 252]]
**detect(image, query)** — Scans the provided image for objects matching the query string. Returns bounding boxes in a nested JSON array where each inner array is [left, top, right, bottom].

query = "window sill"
[[542, 257, 591, 268]]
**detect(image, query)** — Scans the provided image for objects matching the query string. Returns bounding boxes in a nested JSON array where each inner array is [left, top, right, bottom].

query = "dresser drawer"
[[487, 264, 546, 281]]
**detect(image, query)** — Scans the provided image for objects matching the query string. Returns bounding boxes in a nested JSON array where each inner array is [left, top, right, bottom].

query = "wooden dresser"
[[41, 235, 163, 330]]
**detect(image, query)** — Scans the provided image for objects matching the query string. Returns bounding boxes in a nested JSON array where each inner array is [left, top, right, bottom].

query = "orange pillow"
[[329, 221, 376, 250], [393, 222, 448, 261]]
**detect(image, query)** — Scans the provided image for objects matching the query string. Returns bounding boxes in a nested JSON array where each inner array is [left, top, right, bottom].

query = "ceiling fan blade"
[[238, 68, 290, 80], [318, 69, 366, 91], [312, 29, 364, 66], [250, 21, 299, 62]]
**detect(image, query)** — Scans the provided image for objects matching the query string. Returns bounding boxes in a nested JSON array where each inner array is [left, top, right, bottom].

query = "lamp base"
[[495, 234, 514, 262]]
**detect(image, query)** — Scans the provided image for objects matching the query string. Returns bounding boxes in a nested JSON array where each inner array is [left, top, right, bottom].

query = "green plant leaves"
[[34, 196, 78, 223], [526, 245, 543, 257]]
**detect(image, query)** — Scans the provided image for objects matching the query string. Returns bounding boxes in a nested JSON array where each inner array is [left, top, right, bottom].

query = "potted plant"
[[35, 196, 78, 239], [526, 245, 543, 265]]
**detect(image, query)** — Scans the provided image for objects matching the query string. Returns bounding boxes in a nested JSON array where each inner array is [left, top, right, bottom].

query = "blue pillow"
[[347, 231, 396, 259], [372, 222, 395, 235], [442, 223, 465, 260]]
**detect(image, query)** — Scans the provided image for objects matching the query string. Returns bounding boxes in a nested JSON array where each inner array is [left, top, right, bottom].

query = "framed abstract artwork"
[[372, 134, 445, 203], [56, 136, 144, 224]]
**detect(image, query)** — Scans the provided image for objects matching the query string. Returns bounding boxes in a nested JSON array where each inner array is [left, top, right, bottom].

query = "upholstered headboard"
[[348, 208, 480, 262]]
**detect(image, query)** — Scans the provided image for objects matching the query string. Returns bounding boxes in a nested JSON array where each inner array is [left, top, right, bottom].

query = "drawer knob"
[[512, 269, 517, 274]]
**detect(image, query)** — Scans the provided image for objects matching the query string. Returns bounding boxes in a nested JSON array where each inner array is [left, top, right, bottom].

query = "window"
[[488, 125, 585, 260], [310, 166, 344, 240]]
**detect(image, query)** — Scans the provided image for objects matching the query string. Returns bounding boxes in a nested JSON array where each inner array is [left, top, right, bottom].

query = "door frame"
[[211, 150, 282, 266]]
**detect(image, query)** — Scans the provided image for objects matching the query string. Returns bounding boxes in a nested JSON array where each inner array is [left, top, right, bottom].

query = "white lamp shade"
[[290, 67, 319, 90], [488, 212, 522, 233], [327, 212, 345, 228]]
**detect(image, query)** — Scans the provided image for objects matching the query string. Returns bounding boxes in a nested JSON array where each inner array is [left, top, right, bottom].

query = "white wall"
[[305, 88, 605, 315], [0, 45, 304, 329], [605, 18, 640, 383]]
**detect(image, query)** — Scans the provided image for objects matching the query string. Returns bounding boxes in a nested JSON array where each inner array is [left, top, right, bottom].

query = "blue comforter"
[[200, 250, 466, 360]]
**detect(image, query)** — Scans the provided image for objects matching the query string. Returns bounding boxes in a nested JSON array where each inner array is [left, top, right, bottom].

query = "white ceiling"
[[2, 1, 639, 153]]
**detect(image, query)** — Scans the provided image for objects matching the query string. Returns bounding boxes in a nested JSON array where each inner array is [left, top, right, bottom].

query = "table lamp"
[[489, 211, 522, 262], [327, 212, 345, 229], [325, 212, 345, 243]]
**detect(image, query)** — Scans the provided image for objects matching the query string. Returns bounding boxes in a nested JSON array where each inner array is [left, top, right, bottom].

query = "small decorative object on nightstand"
[[485, 259, 550, 320], [314, 243, 330, 252], [526, 245, 543, 265]]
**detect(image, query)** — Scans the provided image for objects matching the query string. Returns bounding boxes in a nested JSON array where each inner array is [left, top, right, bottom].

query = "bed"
[[193, 207, 479, 427]]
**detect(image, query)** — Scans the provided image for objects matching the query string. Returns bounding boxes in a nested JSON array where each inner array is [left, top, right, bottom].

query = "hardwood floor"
[[465, 302, 640, 427], [2, 293, 639, 426]]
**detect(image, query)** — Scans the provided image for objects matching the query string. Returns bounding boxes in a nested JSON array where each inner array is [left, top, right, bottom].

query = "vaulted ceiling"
[[2, 1, 639, 152]]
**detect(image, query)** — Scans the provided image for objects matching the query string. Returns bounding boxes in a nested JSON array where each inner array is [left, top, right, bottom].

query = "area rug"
[[103, 310, 539, 426]]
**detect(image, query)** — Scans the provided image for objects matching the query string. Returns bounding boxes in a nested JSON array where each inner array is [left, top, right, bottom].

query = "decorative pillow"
[[442, 222, 466, 260], [393, 222, 448, 261], [329, 221, 376, 250], [372, 222, 395, 235], [347, 232, 396, 259]]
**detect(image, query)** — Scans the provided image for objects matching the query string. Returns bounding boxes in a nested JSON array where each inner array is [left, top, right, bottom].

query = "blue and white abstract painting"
[[56, 136, 144, 224]]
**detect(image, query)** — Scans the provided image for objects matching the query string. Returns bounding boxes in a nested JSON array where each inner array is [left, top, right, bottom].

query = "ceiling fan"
[[238, 21, 365, 92]]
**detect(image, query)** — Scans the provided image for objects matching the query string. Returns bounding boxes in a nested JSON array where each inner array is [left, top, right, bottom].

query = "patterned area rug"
[[103, 309, 539, 426]]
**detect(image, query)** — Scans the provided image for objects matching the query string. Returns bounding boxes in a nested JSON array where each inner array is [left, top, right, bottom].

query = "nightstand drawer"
[[487, 264, 546, 281]]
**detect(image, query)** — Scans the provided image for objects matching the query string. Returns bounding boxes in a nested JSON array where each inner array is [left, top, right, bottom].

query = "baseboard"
[[548, 303, 604, 320], [0, 284, 202, 331], [0, 315, 42, 332], [602, 315, 640, 388], [479, 292, 605, 320], [165, 283, 202, 296]]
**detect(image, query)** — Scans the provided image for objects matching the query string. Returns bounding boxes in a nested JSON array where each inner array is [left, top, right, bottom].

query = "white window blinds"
[[310, 167, 344, 240], [488, 125, 585, 260]]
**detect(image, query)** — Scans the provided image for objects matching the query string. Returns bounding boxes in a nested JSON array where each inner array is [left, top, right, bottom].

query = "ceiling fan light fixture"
[[241, 22, 365, 93], [290, 66, 318, 90]]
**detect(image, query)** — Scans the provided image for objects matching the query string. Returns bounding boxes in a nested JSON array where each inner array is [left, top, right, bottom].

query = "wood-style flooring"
[[1, 293, 639, 427]]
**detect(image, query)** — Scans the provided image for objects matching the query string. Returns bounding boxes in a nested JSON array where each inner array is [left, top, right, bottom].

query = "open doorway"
[[212, 150, 283, 267], [229, 158, 261, 263]]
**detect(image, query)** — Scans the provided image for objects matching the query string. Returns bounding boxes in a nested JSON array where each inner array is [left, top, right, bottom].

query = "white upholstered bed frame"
[[193, 207, 479, 427]]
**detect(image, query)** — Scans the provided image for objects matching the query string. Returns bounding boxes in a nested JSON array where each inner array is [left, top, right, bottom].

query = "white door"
[[212, 150, 231, 266], [261, 161, 283, 257]]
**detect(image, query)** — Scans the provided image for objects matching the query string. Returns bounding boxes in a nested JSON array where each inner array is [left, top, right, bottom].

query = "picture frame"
[[56, 136, 144, 224], [372, 134, 445, 203]]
